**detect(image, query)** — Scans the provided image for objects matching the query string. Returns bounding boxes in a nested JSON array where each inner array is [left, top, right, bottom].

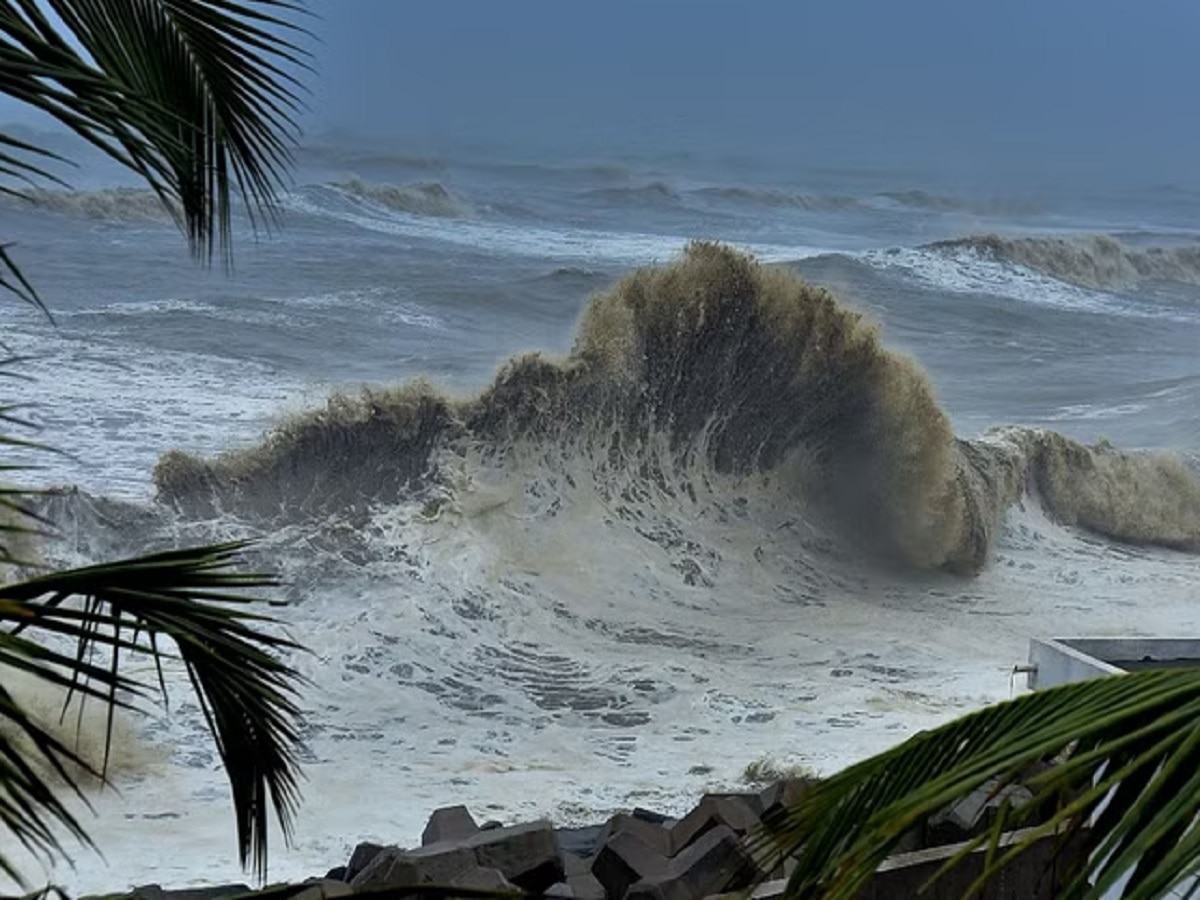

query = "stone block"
[[928, 781, 1035, 845], [557, 823, 607, 859], [632, 807, 673, 825], [349, 848, 421, 890], [448, 866, 517, 890], [467, 819, 563, 891], [565, 871, 607, 900], [626, 825, 755, 900], [561, 851, 590, 878], [131, 888, 250, 900], [405, 842, 479, 884], [758, 778, 814, 828], [711, 791, 766, 818], [422, 804, 480, 846], [322, 867, 347, 882], [288, 881, 352, 900], [345, 842, 386, 882], [548, 874, 607, 900], [125, 886, 251, 900], [669, 793, 762, 853], [607, 812, 674, 857], [737, 833, 780, 883], [591, 829, 669, 900]]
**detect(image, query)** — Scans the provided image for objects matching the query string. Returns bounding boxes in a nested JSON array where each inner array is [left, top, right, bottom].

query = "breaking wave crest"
[[154, 244, 1200, 574], [878, 190, 1043, 216], [928, 233, 1200, 289], [19, 187, 176, 223], [329, 177, 473, 218], [586, 181, 682, 206], [692, 186, 862, 211]]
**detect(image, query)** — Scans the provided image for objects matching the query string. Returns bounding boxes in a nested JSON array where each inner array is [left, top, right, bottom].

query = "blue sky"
[[3, 0, 1200, 183]]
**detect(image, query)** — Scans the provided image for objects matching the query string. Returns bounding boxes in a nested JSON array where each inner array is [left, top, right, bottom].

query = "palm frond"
[[758, 668, 1200, 900], [0, 0, 310, 296], [0, 356, 57, 567], [0, 244, 44, 314], [0, 541, 306, 886]]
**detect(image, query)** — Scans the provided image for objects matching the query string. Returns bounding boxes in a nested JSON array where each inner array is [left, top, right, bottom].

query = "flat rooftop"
[[1028, 637, 1200, 689]]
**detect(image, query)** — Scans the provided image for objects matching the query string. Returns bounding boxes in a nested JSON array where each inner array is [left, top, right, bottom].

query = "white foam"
[[9, 453, 1200, 893], [1, 324, 320, 500], [283, 190, 826, 267], [1043, 401, 1150, 422], [860, 246, 1200, 322]]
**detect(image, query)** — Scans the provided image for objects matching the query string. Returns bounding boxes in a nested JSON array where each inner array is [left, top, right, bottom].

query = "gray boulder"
[[448, 866, 518, 890], [928, 780, 1035, 845], [467, 819, 562, 890], [626, 825, 755, 900], [606, 812, 674, 857], [591, 829, 669, 900], [349, 847, 422, 889], [669, 794, 762, 853], [422, 804, 480, 846], [345, 841, 385, 882], [556, 823, 607, 859], [288, 880, 353, 900], [121, 886, 251, 900]]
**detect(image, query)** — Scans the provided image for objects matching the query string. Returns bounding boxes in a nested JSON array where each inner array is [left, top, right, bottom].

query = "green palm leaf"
[[0, 0, 313, 888], [756, 668, 1200, 899], [0, 541, 306, 887], [0, 0, 310, 307]]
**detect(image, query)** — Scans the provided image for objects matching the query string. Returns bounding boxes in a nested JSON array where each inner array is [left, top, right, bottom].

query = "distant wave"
[[157, 244, 1200, 577], [927, 233, 1200, 289], [878, 190, 1044, 216], [585, 181, 682, 207], [18, 187, 175, 223], [569, 162, 635, 180], [691, 186, 862, 211], [684, 185, 1038, 216], [523, 265, 610, 287], [329, 177, 473, 218], [300, 143, 448, 172]]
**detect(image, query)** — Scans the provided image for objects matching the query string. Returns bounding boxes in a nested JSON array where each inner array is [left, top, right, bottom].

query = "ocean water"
[[3, 133, 1200, 891]]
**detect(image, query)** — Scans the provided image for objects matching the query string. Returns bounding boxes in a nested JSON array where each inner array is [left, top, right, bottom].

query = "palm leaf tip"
[[2, 0, 313, 266], [763, 668, 1200, 900], [0, 541, 307, 884]]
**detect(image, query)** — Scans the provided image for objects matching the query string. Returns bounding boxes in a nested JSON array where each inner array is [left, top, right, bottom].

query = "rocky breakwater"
[[89, 771, 1084, 900]]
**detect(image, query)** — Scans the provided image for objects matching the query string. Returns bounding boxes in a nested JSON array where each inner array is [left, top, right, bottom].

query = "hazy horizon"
[[0, 0, 1198, 190]]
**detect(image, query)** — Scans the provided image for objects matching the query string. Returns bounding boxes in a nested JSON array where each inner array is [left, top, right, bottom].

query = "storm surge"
[[15, 187, 176, 223], [928, 233, 1200, 289], [330, 177, 474, 218], [155, 244, 1200, 575]]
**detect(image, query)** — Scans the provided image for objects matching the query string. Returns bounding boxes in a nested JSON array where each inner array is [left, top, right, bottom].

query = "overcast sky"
[[3, 0, 1199, 183], [308, 0, 1200, 181]]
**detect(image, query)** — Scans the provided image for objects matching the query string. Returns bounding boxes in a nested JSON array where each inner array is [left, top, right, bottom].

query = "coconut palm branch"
[[0, 0, 311, 309], [0, 0, 313, 887], [0, 542, 305, 886], [756, 667, 1200, 900]]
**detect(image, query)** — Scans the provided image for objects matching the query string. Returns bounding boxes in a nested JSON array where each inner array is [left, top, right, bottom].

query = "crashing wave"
[[330, 176, 473, 218], [154, 244, 1200, 575], [18, 187, 176, 223], [927, 233, 1200, 289]]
